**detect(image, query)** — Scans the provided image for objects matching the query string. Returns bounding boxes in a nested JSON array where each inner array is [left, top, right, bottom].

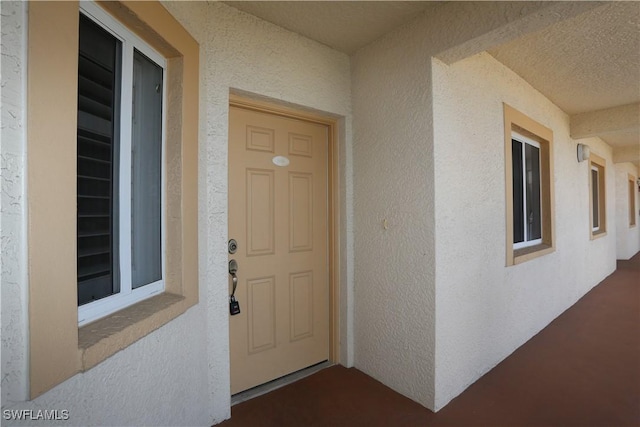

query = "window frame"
[[503, 104, 555, 266], [629, 174, 637, 228], [27, 0, 199, 399], [588, 153, 606, 239], [512, 132, 543, 250], [77, 2, 168, 327], [591, 166, 600, 232]]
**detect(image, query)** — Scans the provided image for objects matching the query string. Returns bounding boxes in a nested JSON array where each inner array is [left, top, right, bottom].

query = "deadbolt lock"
[[228, 239, 238, 254]]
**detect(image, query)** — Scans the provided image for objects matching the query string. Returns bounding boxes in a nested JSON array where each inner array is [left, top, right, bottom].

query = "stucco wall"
[[431, 52, 617, 410], [348, 2, 565, 410], [1, 1, 353, 425], [615, 162, 640, 259], [351, 14, 436, 409], [1, 0, 29, 408]]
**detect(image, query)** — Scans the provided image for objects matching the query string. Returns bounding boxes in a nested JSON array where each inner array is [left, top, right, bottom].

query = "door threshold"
[[231, 361, 333, 406]]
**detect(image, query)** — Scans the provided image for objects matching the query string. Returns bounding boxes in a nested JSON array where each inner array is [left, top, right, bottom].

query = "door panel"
[[289, 172, 313, 252], [289, 271, 314, 341], [246, 169, 275, 256], [229, 105, 329, 395], [247, 276, 276, 354]]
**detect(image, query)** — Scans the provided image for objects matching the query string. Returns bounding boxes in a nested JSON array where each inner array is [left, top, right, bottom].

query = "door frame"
[[228, 93, 341, 366]]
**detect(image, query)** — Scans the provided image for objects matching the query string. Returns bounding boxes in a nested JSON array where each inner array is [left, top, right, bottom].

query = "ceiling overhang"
[[222, 1, 640, 167]]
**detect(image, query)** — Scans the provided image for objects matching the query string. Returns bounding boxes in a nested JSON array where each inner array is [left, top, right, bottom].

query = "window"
[[504, 104, 555, 266], [591, 167, 600, 231], [28, 0, 199, 398], [629, 175, 637, 227], [512, 133, 542, 249], [588, 154, 606, 239], [77, 3, 166, 326]]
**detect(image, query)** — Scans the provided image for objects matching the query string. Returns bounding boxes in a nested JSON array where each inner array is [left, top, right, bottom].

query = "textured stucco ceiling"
[[603, 128, 640, 169], [222, 1, 441, 54], [489, 1, 639, 166], [603, 129, 640, 148], [223, 1, 639, 160], [488, 2, 640, 117]]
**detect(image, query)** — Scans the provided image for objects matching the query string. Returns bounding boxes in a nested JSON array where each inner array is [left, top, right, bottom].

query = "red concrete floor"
[[219, 253, 640, 426]]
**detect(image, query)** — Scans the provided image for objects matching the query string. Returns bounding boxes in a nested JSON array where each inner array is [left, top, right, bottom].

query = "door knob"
[[229, 259, 238, 289], [229, 259, 238, 274], [229, 259, 240, 315]]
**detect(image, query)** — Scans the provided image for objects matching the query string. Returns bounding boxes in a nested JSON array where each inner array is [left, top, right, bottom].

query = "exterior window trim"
[[27, 0, 199, 399], [503, 103, 555, 266], [588, 153, 607, 239]]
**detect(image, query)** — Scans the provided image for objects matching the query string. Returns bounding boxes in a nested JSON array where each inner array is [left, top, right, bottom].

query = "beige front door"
[[228, 104, 329, 395]]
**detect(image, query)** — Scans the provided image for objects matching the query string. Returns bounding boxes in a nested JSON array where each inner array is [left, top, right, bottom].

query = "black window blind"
[[77, 15, 121, 306]]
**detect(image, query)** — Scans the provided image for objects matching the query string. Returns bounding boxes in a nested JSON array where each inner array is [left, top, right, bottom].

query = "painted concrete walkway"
[[219, 252, 640, 426]]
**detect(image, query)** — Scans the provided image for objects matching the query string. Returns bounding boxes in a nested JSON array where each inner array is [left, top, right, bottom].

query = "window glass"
[[512, 134, 542, 247], [131, 50, 163, 289], [512, 139, 524, 244], [525, 144, 541, 240], [592, 168, 599, 230], [630, 179, 636, 226]]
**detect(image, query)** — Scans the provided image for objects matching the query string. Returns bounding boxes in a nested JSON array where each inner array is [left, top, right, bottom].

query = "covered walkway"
[[221, 252, 640, 426]]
